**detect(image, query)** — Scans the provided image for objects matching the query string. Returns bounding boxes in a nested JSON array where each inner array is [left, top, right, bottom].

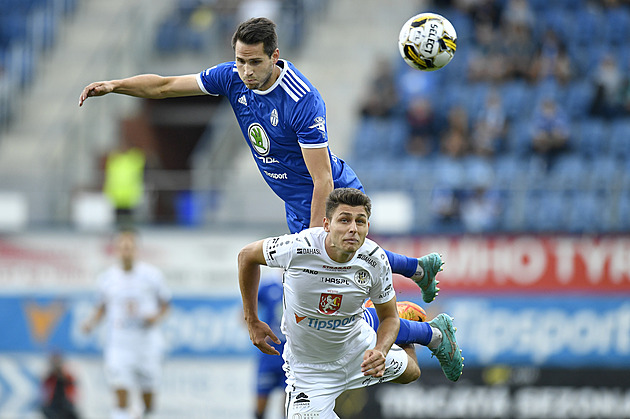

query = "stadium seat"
[[609, 119, 630, 160], [548, 154, 588, 190], [572, 118, 609, 157]]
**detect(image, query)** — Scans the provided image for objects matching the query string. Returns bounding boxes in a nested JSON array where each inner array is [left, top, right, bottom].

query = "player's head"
[[325, 188, 372, 220], [114, 228, 138, 270], [323, 189, 371, 257], [232, 17, 278, 57], [232, 17, 280, 90]]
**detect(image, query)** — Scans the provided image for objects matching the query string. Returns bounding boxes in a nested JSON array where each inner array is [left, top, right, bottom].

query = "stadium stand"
[[349, 0, 630, 234]]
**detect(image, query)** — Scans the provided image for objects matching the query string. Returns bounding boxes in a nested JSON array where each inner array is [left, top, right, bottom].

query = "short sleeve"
[[291, 92, 328, 148], [262, 233, 297, 269], [368, 254, 395, 305], [196, 62, 235, 96]]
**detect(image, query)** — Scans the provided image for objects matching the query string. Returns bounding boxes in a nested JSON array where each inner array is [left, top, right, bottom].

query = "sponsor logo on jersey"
[[238, 95, 247, 106], [248, 123, 270, 156], [357, 253, 377, 268], [264, 170, 287, 180], [308, 116, 326, 133], [354, 269, 370, 285], [294, 313, 307, 323], [302, 268, 319, 275], [265, 236, 284, 260], [270, 108, 279, 126], [321, 265, 352, 271], [296, 248, 321, 255], [299, 314, 358, 330], [321, 277, 350, 286], [255, 156, 279, 164], [318, 293, 342, 314]]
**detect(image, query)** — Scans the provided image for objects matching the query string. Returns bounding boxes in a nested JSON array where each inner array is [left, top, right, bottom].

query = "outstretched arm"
[[78, 74, 203, 106], [238, 239, 282, 355]]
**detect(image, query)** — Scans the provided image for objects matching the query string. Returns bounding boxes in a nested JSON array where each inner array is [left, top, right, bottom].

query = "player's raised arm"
[[238, 239, 282, 355], [362, 298, 400, 377], [302, 147, 334, 228], [78, 73, 204, 106]]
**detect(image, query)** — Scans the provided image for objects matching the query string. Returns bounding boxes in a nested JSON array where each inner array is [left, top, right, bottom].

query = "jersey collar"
[[253, 59, 287, 96]]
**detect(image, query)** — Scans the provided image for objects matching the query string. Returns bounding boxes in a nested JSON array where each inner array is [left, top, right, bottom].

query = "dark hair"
[[325, 188, 372, 219], [231, 17, 278, 57]]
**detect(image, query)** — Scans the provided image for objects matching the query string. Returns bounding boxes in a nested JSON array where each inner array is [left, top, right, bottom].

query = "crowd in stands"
[[0, 0, 77, 131], [351, 0, 630, 234]]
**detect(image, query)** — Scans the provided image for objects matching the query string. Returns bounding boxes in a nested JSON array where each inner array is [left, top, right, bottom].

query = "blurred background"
[[0, 0, 629, 417]]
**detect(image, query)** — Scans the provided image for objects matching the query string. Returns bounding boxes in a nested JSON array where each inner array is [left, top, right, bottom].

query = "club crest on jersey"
[[318, 293, 342, 314], [308, 116, 326, 133], [248, 123, 270, 156], [270, 109, 279, 126], [354, 269, 370, 285]]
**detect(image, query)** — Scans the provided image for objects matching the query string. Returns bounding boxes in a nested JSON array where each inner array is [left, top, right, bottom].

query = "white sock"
[[427, 326, 442, 350], [112, 408, 131, 419]]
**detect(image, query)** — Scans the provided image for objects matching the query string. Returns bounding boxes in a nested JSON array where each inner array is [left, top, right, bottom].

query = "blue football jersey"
[[196, 60, 363, 232]]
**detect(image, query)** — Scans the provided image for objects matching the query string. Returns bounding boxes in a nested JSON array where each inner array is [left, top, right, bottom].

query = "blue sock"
[[384, 249, 418, 278], [364, 307, 432, 346]]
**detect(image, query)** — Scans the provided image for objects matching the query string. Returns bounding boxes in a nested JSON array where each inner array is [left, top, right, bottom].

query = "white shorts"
[[283, 324, 408, 419], [104, 346, 162, 391]]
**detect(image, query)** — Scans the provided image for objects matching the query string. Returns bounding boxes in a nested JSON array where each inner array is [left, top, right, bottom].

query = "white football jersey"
[[263, 227, 395, 363], [97, 261, 171, 351]]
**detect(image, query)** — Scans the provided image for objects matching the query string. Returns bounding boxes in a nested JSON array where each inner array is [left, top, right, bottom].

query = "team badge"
[[318, 293, 342, 314], [248, 123, 270, 156], [308, 116, 326, 133], [354, 269, 370, 285], [270, 108, 279, 126]]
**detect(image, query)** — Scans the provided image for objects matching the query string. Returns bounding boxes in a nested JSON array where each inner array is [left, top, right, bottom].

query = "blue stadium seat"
[[564, 81, 595, 118], [588, 156, 622, 190], [603, 7, 630, 46], [548, 154, 588, 190], [609, 119, 630, 160], [616, 192, 630, 230], [566, 191, 605, 233], [572, 118, 608, 157], [522, 189, 566, 232]]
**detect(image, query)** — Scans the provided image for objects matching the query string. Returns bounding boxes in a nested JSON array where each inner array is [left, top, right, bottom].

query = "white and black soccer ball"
[[398, 12, 457, 71]]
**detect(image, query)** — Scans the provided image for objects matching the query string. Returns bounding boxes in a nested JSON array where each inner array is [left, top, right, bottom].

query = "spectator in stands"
[[467, 21, 507, 82], [471, 89, 507, 157], [41, 352, 81, 419], [530, 98, 571, 170], [530, 29, 572, 85], [359, 57, 400, 119], [590, 54, 628, 118], [439, 105, 470, 158], [405, 96, 438, 156], [501, 23, 538, 82]]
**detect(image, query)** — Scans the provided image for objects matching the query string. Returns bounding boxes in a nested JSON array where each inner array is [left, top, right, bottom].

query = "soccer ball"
[[398, 12, 457, 71], [364, 299, 427, 322]]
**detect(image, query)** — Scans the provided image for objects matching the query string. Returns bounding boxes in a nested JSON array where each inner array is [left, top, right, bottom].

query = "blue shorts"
[[256, 341, 286, 396]]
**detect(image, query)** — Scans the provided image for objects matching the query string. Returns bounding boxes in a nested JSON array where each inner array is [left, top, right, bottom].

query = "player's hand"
[[247, 320, 281, 355], [78, 81, 114, 107], [361, 349, 386, 377]]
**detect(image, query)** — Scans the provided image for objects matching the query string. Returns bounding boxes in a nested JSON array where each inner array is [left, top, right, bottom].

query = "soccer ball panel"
[[398, 12, 457, 71]]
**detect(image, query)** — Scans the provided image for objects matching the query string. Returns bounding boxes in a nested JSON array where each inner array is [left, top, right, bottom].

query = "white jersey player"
[[83, 230, 170, 419], [238, 188, 463, 419]]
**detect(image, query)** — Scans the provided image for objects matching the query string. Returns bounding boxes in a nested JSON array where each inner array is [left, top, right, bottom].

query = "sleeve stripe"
[[195, 73, 213, 95], [287, 68, 311, 92], [299, 142, 328, 149]]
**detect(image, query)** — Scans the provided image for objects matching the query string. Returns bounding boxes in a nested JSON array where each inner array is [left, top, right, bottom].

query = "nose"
[[243, 64, 254, 76]]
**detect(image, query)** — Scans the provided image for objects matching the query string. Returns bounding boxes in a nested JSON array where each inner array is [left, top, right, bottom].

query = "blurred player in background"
[[41, 352, 81, 419], [78, 17, 443, 305], [255, 274, 285, 419], [82, 229, 171, 419], [239, 188, 463, 418]]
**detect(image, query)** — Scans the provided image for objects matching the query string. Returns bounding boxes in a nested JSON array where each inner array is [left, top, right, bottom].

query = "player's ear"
[[323, 217, 330, 232], [271, 48, 280, 63]]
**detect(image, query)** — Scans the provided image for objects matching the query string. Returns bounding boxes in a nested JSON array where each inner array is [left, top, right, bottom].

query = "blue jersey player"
[[78, 17, 442, 304], [255, 275, 285, 419]]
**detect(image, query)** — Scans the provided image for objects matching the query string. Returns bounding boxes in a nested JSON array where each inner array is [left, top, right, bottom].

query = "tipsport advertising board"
[[0, 295, 253, 357]]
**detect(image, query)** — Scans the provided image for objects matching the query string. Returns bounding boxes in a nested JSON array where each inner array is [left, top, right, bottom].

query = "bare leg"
[[391, 344, 421, 384]]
